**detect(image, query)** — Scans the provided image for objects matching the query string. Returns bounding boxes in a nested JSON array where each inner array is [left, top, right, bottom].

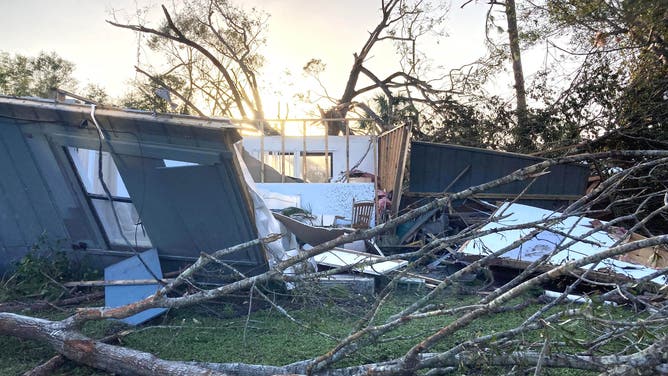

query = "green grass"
[[1, 285, 660, 376]]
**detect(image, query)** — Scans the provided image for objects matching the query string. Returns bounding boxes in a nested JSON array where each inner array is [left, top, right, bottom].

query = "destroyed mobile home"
[[0, 94, 665, 302], [1, 96, 668, 375]]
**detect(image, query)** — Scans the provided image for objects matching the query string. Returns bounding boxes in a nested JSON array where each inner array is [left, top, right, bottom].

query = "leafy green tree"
[[81, 83, 110, 105], [0, 51, 77, 98], [508, 0, 668, 232], [522, 0, 667, 150], [119, 73, 192, 114]]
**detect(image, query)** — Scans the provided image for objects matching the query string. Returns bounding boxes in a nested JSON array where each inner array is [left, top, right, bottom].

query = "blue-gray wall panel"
[[0, 97, 265, 275], [409, 142, 589, 201], [155, 164, 263, 264], [0, 123, 68, 243], [28, 135, 107, 248]]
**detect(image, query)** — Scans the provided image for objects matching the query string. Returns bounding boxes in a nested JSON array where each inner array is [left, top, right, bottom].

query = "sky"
[[0, 0, 504, 118]]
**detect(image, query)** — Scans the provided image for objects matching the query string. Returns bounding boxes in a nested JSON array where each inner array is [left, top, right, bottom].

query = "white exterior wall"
[[242, 135, 375, 181], [257, 182, 375, 225]]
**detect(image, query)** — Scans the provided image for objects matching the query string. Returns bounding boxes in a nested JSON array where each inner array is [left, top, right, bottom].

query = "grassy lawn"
[[0, 283, 633, 375]]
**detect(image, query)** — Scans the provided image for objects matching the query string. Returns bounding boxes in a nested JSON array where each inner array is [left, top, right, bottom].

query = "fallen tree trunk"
[[0, 291, 104, 313], [2, 311, 667, 376], [0, 312, 225, 376]]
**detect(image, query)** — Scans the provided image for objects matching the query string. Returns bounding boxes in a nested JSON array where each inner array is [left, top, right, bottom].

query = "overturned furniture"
[[0, 96, 268, 275]]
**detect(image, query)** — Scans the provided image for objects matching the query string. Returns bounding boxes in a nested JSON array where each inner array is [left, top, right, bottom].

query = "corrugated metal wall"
[[409, 141, 590, 209]]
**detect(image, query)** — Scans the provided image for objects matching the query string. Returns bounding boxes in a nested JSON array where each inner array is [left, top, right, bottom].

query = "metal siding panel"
[[464, 151, 482, 191], [564, 165, 590, 194], [104, 249, 166, 325], [111, 154, 191, 253], [5, 129, 69, 240], [548, 165, 568, 195], [424, 144, 434, 190], [114, 153, 264, 270], [436, 145, 451, 191], [501, 155, 528, 194], [408, 142, 589, 202], [435, 144, 450, 191], [0, 124, 63, 243], [28, 135, 106, 248], [0, 178, 25, 247], [165, 122, 199, 148], [417, 144, 431, 191], [423, 143, 437, 191], [409, 142, 426, 192], [154, 164, 261, 264]]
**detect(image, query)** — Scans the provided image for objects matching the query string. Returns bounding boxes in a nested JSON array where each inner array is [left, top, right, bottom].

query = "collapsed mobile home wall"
[[408, 141, 590, 210], [0, 97, 267, 275]]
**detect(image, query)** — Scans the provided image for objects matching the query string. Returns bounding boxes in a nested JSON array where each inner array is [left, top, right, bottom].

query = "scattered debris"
[[317, 274, 375, 296], [273, 212, 352, 246], [310, 247, 407, 276], [0, 291, 104, 313], [458, 203, 668, 287]]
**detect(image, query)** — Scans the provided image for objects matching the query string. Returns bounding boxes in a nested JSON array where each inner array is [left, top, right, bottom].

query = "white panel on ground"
[[459, 203, 667, 285], [313, 248, 407, 275]]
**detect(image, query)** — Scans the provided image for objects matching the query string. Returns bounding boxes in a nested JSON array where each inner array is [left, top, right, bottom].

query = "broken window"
[[302, 153, 332, 183], [163, 159, 200, 168], [263, 151, 332, 182], [264, 151, 296, 178], [67, 147, 152, 248]]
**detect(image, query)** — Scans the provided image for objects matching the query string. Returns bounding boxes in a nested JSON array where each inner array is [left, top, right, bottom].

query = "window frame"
[[64, 147, 152, 249]]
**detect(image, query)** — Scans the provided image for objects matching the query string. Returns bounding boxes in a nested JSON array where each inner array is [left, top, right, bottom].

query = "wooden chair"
[[351, 199, 374, 229]]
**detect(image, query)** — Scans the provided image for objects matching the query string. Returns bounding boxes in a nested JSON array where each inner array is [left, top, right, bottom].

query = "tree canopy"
[[0, 51, 77, 98]]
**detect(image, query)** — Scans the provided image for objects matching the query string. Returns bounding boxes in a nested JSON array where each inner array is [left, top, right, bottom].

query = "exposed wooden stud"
[[280, 120, 285, 183], [345, 120, 350, 182], [373, 123, 378, 223], [324, 121, 329, 181], [389, 123, 411, 216], [302, 120, 307, 181], [260, 120, 265, 183]]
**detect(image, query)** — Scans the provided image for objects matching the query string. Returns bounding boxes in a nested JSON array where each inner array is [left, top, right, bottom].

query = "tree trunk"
[[0, 312, 225, 376], [505, 0, 531, 151]]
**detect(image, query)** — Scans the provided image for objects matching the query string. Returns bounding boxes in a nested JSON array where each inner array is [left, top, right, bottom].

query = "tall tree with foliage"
[[0, 51, 77, 98]]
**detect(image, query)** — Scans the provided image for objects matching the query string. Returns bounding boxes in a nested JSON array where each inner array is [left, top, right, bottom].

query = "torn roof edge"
[[0, 95, 257, 131]]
